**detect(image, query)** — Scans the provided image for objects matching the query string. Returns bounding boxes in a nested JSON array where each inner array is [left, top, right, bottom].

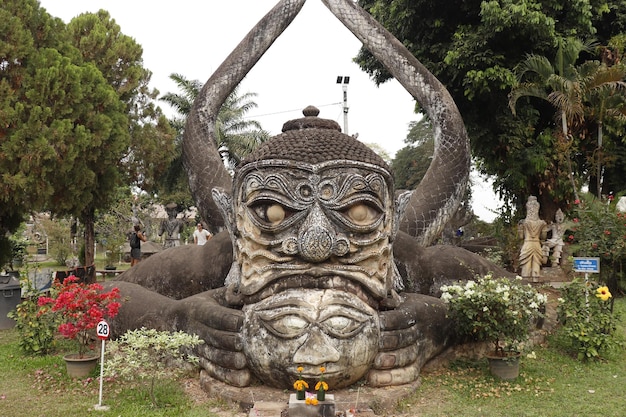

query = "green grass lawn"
[[1, 297, 624, 417]]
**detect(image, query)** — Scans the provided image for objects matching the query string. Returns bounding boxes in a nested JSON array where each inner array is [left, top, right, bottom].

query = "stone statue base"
[[289, 393, 335, 417], [199, 370, 421, 415]]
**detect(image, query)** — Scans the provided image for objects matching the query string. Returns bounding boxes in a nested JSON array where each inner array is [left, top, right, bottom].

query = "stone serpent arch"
[[183, 0, 470, 246]]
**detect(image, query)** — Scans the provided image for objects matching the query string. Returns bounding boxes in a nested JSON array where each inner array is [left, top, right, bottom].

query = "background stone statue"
[[107, 0, 513, 391], [542, 208, 565, 266], [518, 196, 548, 279], [158, 203, 186, 249]]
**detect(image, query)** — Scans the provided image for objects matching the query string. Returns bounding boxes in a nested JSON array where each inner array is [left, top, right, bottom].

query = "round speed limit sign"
[[96, 320, 110, 340]]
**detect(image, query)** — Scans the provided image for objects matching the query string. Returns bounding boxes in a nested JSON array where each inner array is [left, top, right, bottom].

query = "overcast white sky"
[[37, 0, 500, 221]]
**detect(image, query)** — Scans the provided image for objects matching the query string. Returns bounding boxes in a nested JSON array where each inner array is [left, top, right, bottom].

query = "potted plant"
[[8, 232, 27, 270], [38, 275, 121, 377], [440, 274, 547, 379]]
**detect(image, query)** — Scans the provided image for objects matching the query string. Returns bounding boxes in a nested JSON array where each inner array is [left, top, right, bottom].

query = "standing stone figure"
[[518, 196, 548, 279], [158, 203, 185, 249], [542, 208, 565, 265]]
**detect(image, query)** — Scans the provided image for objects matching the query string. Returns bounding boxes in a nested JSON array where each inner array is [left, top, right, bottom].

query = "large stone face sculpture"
[[108, 0, 512, 392], [210, 106, 412, 388]]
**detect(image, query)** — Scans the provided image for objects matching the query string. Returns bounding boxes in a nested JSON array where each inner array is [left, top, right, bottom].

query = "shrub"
[[441, 274, 547, 355], [104, 328, 203, 406], [7, 273, 58, 355], [555, 279, 623, 360], [566, 193, 626, 293]]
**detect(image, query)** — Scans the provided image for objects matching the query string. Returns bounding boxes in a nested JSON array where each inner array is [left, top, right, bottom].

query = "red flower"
[[573, 218, 579, 223], [574, 199, 580, 205], [568, 235, 574, 241], [37, 275, 121, 357], [604, 230, 611, 235]]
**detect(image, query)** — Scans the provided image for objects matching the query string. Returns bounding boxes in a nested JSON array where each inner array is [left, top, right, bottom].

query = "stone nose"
[[292, 326, 341, 365], [297, 204, 349, 262]]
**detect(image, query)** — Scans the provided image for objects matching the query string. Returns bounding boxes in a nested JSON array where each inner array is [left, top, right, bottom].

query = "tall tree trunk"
[[597, 122, 603, 198], [82, 207, 96, 281]]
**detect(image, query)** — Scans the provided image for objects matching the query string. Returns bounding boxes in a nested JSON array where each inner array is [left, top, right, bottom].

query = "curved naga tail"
[[183, 0, 307, 230], [185, 0, 470, 245]]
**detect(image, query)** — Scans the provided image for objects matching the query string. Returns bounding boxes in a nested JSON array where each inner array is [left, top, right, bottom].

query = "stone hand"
[[109, 282, 251, 388], [170, 287, 251, 387], [368, 293, 452, 387]]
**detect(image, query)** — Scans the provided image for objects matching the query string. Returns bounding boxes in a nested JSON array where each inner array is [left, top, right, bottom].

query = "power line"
[[244, 102, 341, 120]]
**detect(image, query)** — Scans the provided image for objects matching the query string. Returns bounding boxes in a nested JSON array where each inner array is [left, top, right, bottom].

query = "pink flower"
[[574, 199, 580, 205]]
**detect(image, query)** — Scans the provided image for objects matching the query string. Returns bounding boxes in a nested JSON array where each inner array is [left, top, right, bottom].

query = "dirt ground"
[[183, 375, 424, 417]]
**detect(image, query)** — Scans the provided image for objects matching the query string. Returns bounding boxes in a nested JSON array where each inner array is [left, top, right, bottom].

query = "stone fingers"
[[373, 344, 419, 369], [199, 358, 251, 388], [367, 363, 421, 387]]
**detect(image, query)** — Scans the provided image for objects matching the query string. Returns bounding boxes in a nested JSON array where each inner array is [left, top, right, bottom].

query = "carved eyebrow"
[[255, 303, 318, 325]]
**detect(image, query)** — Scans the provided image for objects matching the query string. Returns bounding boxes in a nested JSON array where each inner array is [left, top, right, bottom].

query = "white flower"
[[482, 306, 489, 312], [440, 292, 452, 302]]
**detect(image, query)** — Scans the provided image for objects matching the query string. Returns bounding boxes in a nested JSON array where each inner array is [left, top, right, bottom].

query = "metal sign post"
[[94, 320, 110, 411], [573, 257, 600, 306]]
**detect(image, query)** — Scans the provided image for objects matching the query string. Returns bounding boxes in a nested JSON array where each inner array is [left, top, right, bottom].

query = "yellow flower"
[[319, 366, 326, 373], [305, 398, 312, 405], [311, 398, 319, 406], [297, 366, 304, 373], [293, 380, 308, 391], [595, 286, 612, 301], [315, 381, 329, 391]]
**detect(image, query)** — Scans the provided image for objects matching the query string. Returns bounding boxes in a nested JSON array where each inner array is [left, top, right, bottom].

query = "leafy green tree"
[[392, 118, 435, 190], [356, 0, 626, 217], [508, 38, 594, 205], [0, 0, 61, 264], [1, 0, 132, 269], [510, 41, 626, 201], [1, 4, 175, 268], [66, 10, 175, 194], [579, 61, 626, 197]]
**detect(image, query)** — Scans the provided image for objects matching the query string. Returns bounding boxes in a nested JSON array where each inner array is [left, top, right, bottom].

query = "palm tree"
[[508, 37, 595, 202], [158, 74, 269, 204], [161, 73, 269, 162], [579, 61, 626, 197]]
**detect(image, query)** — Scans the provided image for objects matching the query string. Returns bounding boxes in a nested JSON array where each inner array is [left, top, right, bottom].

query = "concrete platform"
[[200, 370, 421, 415]]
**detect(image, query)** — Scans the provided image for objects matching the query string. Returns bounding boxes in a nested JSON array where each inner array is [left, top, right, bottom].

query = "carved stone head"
[[215, 106, 407, 388]]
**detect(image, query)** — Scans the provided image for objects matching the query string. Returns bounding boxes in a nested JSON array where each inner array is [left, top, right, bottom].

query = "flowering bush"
[[555, 279, 623, 360], [38, 276, 121, 357], [8, 272, 58, 355], [441, 275, 547, 355], [566, 193, 626, 292]]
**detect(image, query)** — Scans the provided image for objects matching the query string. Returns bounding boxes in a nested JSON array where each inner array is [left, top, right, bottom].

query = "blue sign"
[[573, 257, 600, 273]]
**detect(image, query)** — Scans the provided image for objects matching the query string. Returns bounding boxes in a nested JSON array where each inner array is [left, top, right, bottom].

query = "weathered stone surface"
[[107, 0, 505, 395]]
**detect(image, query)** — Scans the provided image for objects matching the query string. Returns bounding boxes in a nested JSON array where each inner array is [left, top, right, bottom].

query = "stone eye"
[[319, 314, 366, 339], [251, 202, 288, 225], [345, 203, 379, 225], [260, 314, 310, 339]]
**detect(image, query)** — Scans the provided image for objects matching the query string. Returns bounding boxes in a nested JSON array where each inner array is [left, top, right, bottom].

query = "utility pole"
[[336, 76, 350, 135]]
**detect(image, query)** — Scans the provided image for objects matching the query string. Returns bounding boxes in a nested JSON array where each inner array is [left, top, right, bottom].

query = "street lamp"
[[336, 76, 350, 135]]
